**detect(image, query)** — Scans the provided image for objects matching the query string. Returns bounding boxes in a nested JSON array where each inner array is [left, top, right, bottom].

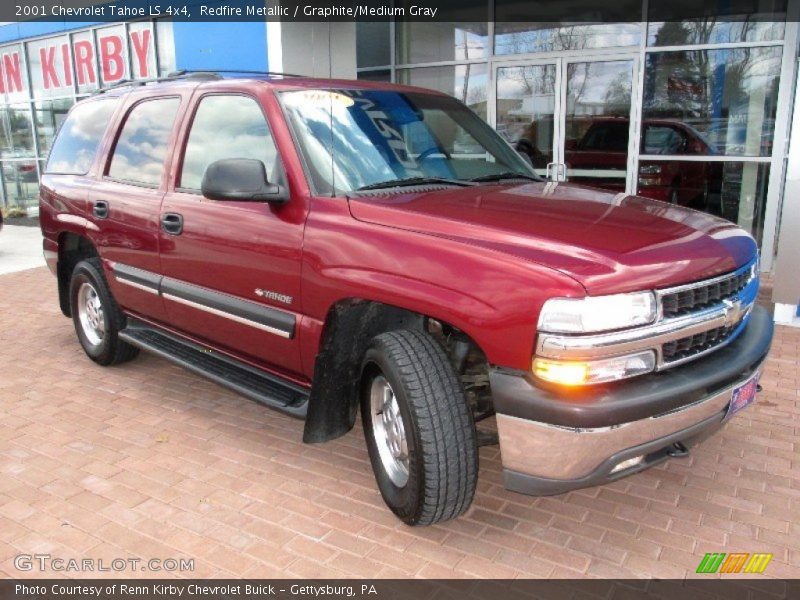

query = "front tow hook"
[[666, 441, 690, 458]]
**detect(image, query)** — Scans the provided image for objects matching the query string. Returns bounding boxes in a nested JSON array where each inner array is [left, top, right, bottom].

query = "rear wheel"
[[361, 329, 478, 526], [69, 258, 138, 366]]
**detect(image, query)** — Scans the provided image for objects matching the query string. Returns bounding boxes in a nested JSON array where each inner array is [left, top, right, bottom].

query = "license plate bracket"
[[725, 371, 760, 421]]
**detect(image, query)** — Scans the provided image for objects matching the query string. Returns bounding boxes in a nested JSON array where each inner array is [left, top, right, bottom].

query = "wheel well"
[[302, 299, 491, 444], [57, 233, 98, 317]]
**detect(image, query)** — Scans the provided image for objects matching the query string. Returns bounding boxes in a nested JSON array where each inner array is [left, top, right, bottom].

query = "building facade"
[[0, 19, 282, 215], [0, 7, 798, 315]]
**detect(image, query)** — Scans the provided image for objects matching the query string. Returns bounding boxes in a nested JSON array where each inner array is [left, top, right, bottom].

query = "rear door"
[[158, 88, 307, 375], [88, 94, 186, 323], [40, 97, 121, 276]]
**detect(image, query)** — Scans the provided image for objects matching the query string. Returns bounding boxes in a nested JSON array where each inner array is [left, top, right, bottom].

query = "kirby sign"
[[0, 24, 157, 97]]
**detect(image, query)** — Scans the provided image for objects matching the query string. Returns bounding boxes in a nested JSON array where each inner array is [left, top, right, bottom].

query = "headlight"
[[533, 351, 656, 386], [538, 292, 657, 334]]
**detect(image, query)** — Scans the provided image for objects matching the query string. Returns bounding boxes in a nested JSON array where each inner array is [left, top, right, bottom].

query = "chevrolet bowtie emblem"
[[722, 297, 746, 328]]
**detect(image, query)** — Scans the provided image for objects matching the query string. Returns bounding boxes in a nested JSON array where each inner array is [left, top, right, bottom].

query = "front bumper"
[[491, 305, 773, 496]]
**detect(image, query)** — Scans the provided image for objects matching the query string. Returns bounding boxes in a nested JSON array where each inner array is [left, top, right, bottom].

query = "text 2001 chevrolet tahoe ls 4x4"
[[40, 73, 773, 526]]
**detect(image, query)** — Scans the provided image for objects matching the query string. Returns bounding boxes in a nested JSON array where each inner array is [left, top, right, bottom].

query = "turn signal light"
[[533, 350, 656, 386], [532, 359, 590, 386]]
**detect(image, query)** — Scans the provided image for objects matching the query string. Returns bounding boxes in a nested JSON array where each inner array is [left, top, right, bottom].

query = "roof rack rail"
[[90, 69, 306, 95], [167, 69, 307, 78], [90, 79, 147, 95]]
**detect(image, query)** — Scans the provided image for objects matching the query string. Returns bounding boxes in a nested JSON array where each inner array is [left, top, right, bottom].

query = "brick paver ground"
[[0, 267, 798, 579]]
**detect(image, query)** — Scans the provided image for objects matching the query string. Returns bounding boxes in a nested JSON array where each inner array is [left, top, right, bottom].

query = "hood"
[[347, 182, 757, 295]]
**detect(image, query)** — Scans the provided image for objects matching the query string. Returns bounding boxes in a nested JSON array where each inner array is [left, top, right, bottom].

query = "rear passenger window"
[[179, 95, 280, 191], [108, 97, 180, 187], [45, 99, 119, 175]]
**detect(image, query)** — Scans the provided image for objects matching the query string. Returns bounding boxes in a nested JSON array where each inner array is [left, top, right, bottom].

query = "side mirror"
[[201, 158, 288, 204]]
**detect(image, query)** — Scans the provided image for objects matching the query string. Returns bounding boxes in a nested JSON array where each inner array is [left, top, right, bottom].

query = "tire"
[[69, 258, 139, 366], [360, 329, 478, 526]]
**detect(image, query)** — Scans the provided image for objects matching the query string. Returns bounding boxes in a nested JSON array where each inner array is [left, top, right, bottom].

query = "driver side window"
[[179, 94, 280, 191]]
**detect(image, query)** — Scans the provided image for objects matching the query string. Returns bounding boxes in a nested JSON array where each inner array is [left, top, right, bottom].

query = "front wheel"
[[361, 329, 478, 526]]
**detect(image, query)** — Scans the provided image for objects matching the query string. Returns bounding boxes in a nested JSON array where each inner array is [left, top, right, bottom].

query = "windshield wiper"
[[469, 172, 541, 183], [357, 176, 474, 191]]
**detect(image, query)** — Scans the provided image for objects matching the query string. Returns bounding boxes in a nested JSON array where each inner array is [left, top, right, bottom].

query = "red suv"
[[40, 73, 772, 526], [563, 117, 721, 206]]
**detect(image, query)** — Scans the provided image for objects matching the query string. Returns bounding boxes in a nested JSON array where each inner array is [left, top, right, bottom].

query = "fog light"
[[533, 350, 656, 386]]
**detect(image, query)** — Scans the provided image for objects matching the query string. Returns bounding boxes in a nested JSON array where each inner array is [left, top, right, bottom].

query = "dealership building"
[[0, 4, 799, 320]]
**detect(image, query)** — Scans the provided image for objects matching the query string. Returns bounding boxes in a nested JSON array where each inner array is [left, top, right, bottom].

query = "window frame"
[[103, 94, 182, 190], [43, 97, 119, 176], [173, 91, 287, 197]]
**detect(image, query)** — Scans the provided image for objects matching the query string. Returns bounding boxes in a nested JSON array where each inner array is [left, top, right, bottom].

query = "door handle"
[[92, 200, 109, 219], [161, 212, 183, 235]]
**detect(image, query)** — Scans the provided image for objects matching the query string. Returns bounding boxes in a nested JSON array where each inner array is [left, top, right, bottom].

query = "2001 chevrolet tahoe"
[[39, 72, 773, 526]]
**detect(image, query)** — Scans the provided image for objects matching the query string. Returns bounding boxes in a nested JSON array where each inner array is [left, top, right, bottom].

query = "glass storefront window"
[[397, 64, 489, 120], [643, 46, 781, 157], [496, 64, 556, 172], [34, 98, 74, 157], [0, 104, 35, 158], [357, 22, 390, 68], [357, 70, 391, 82], [1, 160, 39, 208], [494, 23, 640, 56], [648, 20, 785, 46], [396, 22, 488, 64], [563, 60, 633, 190], [648, 0, 786, 46], [637, 160, 770, 244]]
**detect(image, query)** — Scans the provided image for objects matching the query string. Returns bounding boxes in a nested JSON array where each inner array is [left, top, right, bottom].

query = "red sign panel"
[[0, 27, 155, 95]]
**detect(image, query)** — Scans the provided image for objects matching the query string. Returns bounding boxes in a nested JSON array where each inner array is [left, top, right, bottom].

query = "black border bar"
[[2, 0, 794, 23], [1, 579, 797, 600]]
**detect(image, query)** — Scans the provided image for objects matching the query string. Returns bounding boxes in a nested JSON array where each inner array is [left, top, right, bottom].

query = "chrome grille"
[[661, 324, 736, 363], [660, 269, 752, 319]]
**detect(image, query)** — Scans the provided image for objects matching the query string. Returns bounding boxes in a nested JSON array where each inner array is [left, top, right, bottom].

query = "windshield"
[[281, 88, 536, 194]]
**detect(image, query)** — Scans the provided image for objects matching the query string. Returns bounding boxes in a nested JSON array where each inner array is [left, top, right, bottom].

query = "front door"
[[158, 89, 307, 376], [494, 55, 638, 193]]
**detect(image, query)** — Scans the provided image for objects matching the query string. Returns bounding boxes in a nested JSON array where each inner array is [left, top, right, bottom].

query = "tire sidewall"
[[70, 261, 116, 363], [361, 345, 425, 524]]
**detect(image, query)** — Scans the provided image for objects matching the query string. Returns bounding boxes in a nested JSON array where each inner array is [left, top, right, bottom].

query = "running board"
[[119, 320, 309, 418]]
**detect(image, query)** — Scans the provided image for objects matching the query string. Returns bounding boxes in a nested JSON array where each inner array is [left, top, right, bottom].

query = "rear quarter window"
[[45, 98, 120, 175]]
